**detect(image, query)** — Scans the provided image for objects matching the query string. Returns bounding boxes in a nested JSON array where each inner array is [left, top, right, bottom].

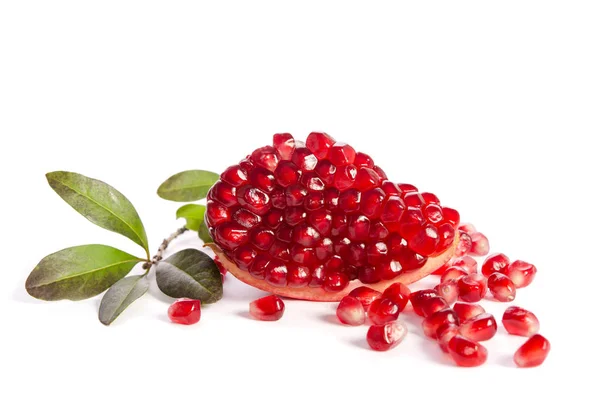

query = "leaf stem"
[[142, 226, 188, 269]]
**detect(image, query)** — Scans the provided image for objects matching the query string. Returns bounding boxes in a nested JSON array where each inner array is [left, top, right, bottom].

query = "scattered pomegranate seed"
[[409, 289, 438, 317], [348, 286, 382, 310], [481, 253, 510, 277], [453, 302, 485, 323], [422, 308, 459, 339], [458, 223, 477, 234], [437, 324, 459, 353], [457, 274, 487, 302], [469, 232, 490, 256], [514, 334, 551, 367], [421, 296, 450, 317], [448, 335, 488, 367], [168, 298, 201, 325], [434, 280, 459, 304], [249, 295, 285, 321], [441, 266, 469, 283], [366, 322, 408, 351], [336, 296, 365, 326], [506, 260, 537, 288], [451, 256, 478, 274], [502, 306, 540, 336], [368, 298, 401, 325], [487, 272, 516, 302], [458, 313, 497, 341], [382, 282, 411, 311], [454, 231, 473, 257]]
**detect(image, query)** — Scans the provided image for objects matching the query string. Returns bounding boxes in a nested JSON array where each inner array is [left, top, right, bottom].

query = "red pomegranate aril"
[[214, 222, 249, 251], [437, 324, 459, 353], [442, 207, 460, 226], [329, 142, 356, 166], [250, 228, 275, 250], [264, 260, 288, 286], [503, 306, 540, 337], [454, 231, 473, 257], [458, 223, 476, 234], [381, 282, 411, 311], [422, 308, 459, 339], [451, 256, 478, 274], [373, 165, 387, 179], [291, 147, 318, 172], [481, 253, 510, 277], [306, 132, 335, 160], [291, 224, 321, 247], [287, 265, 311, 288], [274, 161, 301, 187], [309, 266, 326, 287], [354, 168, 382, 191], [434, 223, 455, 255], [315, 238, 334, 261], [424, 203, 444, 223], [377, 260, 403, 280], [469, 232, 490, 256], [421, 296, 450, 317], [349, 286, 383, 310], [339, 189, 362, 213], [406, 224, 440, 257], [457, 274, 487, 302], [210, 181, 238, 207], [249, 295, 285, 321], [368, 298, 400, 325], [459, 313, 497, 341], [514, 334, 551, 367], [336, 296, 366, 326], [354, 152, 374, 168], [448, 336, 488, 367], [168, 298, 201, 325], [507, 260, 537, 288], [441, 266, 469, 283], [409, 289, 438, 317], [315, 160, 336, 185], [422, 192, 440, 204], [221, 165, 248, 187], [487, 272, 516, 302], [453, 302, 485, 323], [367, 322, 408, 351], [249, 167, 276, 192], [323, 272, 349, 292], [334, 164, 358, 191], [434, 280, 459, 304], [251, 146, 280, 172], [272, 133, 295, 160], [360, 188, 386, 218]]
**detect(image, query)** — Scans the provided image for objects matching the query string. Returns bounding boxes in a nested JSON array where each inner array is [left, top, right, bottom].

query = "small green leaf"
[[156, 249, 223, 304], [98, 275, 149, 325], [26, 245, 142, 301], [157, 170, 219, 202], [198, 221, 213, 243], [46, 171, 149, 256], [176, 204, 206, 231]]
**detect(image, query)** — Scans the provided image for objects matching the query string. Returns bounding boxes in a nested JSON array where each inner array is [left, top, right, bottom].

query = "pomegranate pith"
[[514, 334, 551, 367], [367, 322, 408, 351], [168, 299, 201, 325], [502, 306, 540, 336], [249, 295, 285, 321], [336, 296, 365, 326]]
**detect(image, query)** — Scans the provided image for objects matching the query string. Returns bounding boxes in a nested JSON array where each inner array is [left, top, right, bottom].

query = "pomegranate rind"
[[205, 233, 458, 302]]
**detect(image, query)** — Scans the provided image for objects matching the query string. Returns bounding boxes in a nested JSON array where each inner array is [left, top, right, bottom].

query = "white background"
[[1, 1, 599, 396]]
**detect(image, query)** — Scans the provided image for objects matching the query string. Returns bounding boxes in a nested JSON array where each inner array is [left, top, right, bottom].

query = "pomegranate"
[[448, 335, 488, 367], [481, 253, 510, 277], [336, 296, 365, 325], [434, 280, 459, 304], [502, 306, 540, 336], [206, 132, 459, 301], [366, 322, 408, 351], [487, 272, 516, 302], [422, 308, 459, 339], [506, 260, 537, 288], [514, 334, 551, 367], [368, 298, 401, 325], [249, 295, 285, 321], [168, 299, 201, 325], [409, 289, 438, 317], [457, 273, 487, 302], [458, 313, 497, 341], [453, 302, 485, 323], [348, 286, 382, 310]]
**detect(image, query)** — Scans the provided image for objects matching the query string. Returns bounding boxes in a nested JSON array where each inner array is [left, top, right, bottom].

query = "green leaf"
[[46, 171, 149, 256], [98, 275, 149, 325], [176, 204, 206, 231], [26, 245, 142, 301], [156, 170, 219, 202], [198, 221, 213, 243], [156, 249, 223, 304]]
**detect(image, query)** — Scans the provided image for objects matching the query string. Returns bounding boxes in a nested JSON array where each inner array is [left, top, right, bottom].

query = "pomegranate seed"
[[506, 260, 537, 288], [448, 335, 488, 367], [481, 253, 510, 277], [441, 266, 469, 283], [459, 313, 497, 341], [457, 274, 487, 302], [306, 132, 335, 160], [502, 306, 540, 336], [366, 322, 408, 351], [221, 165, 248, 187], [469, 232, 490, 256], [409, 289, 438, 317], [487, 272, 516, 302], [432, 259, 452, 276], [421, 296, 450, 317], [329, 142, 356, 166], [349, 286, 383, 310], [514, 334, 551, 367], [451, 256, 478, 274], [368, 298, 400, 325], [168, 298, 201, 325], [381, 282, 411, 311], [336, 296, 366, 326], [272, 133, 295, 160], [453, 302, 485, 323], [434, 280, 459, 304], [437, 324, 459, 353], [249, 295, 285, 321], [458, 223, 477, 234], [354, 152, 374, 168], [323, 272, 349, 292], [454, 231, 473, 257], [251, 146, 280, 172], [354, 168, 382, 191], [422, 308, 459, 339]]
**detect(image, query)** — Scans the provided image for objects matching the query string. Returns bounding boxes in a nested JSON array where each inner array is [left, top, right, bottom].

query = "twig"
[[142, 226, 188, 269]]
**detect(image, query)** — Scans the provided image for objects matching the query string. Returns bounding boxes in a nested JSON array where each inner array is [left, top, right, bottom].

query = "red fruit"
[[434, 280, 459, 304], [502, 306, 540, 336], [168, 299, 201, 325], [487, 272, 516, 302], [409, 289, 438, 317], [459, 313, 497, 341], [469, 232, 490, 256], [368, 298, 401, 325], [448, 336, 488, 367], [457, 274, 487, 302], [249, 295, 285, 321], [381, 282, 411, 311], [506, 260, 537, 288], [481, 253, 510, 277], [336, 296, 366, 326], [214, 257, 227, 282], [206, 133, 459, 301], [514, 334, 551, 367], [455, 231, 473, 257], [366, 322, 408, 351], [421, 296, 450, 317], [348, 286, 383, 310], [458, 223, 477, 234], [441, 266, 469, 283], [422, 308, 459, 339], [437, 324, 459, 353], [453, 302, 485, 323]]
